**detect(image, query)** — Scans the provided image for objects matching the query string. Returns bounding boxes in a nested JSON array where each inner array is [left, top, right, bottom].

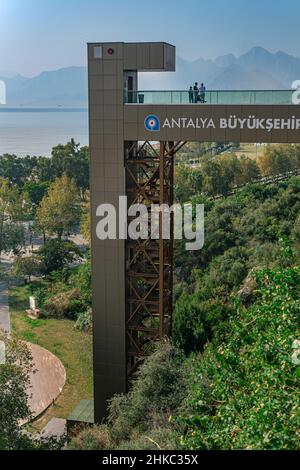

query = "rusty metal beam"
[[159, 142, 165, 337], [125, 140, 183, 381]]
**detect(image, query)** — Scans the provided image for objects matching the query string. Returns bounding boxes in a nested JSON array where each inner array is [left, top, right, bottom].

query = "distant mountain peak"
[[2, 46, 300, 106], [247, 46, 270, 54], [215, 53, 237, 68], [239, 46, 273, 61]]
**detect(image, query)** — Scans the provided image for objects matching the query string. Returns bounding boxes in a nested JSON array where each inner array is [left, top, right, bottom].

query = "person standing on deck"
[[188, 86, 194, 103], [199, 83, 206, 103], [193, 82, 199, 103]]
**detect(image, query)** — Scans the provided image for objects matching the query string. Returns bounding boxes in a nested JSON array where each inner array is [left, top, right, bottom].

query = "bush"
[[43, 288, 81, 319], [178, 266, 300, 450], [29, 261, 91, 321], [39, 239, 81, 274], [70, 261, 91, 304], [75, 308, 92, 332], [68, 340, 185, 451], [0, 334, 33, 449], [68, 426, 110, 450], [69, 265, 300, 450], [173, 290, 232, 354], [115, 426, 179, 450], [108, 340, 187, 444]]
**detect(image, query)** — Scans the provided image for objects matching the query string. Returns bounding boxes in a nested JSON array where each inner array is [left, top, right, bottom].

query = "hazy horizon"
[[1, 45, 300, 80], [1, 0, 300, 76]]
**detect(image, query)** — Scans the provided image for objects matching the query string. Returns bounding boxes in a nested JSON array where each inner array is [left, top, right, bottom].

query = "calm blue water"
[[0, 108, 88, 157]]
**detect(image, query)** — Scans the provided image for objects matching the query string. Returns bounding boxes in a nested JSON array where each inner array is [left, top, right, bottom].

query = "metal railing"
[[125, 90, 296, 105]]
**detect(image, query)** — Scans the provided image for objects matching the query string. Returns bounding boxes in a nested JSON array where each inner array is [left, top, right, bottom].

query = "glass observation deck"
[[125, 90, 296, 105]]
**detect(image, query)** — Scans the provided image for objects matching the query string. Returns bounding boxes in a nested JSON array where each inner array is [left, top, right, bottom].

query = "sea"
[[0, 108, 89, 157]]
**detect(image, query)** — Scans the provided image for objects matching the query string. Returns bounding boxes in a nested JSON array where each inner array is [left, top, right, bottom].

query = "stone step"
[[40, 417, 67, 440]]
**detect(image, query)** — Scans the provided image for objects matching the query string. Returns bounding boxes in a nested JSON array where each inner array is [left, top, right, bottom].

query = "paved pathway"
[[40, 418, 67, 440], [0, 253, 68, 440], [0, 257, 13, 334], [0, 280, 10, 333], [25, 342, 66, 422]]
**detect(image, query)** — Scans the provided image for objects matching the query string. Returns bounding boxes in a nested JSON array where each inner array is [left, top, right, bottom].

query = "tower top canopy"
[[88, 42, 176, 72]]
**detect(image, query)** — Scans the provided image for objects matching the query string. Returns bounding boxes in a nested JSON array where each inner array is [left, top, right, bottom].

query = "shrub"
[[75, 308, 92, 332], [39, 239, 81, 274], [115, 426, 179, 450], [70, 261, 91, 304], [34, 287, 49, 308], [173, 290, 232, 354], [31, 261, 91, 320], [68, 426, 110, 450], [108, 340, 187, 444], [178, 266, 300, 450], [0, 334, 35, 449], [43, 288, 81, 319]]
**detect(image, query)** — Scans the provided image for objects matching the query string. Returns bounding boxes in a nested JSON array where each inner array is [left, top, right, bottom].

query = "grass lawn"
[[9, 283, 93, 431], [235, 143, 265, 159]]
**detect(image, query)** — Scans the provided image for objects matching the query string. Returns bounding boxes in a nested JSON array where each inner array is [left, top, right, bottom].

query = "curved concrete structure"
[[26, 342, 66, 420]]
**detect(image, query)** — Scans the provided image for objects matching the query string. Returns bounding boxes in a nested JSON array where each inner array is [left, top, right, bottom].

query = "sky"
[[1, 0, 300, 77]]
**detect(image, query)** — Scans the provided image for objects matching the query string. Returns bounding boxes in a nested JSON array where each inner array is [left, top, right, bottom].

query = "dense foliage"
[[69, 341, 187, 450], [0, 334, 62, 449], [1, 142, 299, 450], [38, 239, 81, 274], [29, 259, 91, 320], [70, 264, 300, 450], [37, 174, 82, 240], [173, 178, 300, 353], [0, 139, 89, 199], [70, 176, 300, 451], [0, 334, 33, 449], [0, 178, 27, 255], [174, 143, 300, 201], [180, 266, 300, 450]]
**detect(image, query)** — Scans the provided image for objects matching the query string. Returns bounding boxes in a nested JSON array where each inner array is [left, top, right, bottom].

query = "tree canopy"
[[37, 174, 81, 239]]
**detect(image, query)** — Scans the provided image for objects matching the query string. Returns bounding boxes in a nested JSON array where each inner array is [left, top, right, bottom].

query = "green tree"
[[71, 260, 91, 304], [201, 156, 230, 196], [237, 154, 260, 185], [35, 156, 53, 182], [174, 164, 202, 202], [51, 140, 89, 200], [181, 266, 300, 450], [257, 144, 298, 176], [39, 239, 81, 273], [12, 256, 42, 283], [23, 181, 49, 209], [0, 334, 33, 449], [0, 333, 63, 450], [0, 179, 26, 255], [173, 289, 232, 354], [80, 202, 91, 245], [37, 174, 81, 240], [0, 154, 26, 186]]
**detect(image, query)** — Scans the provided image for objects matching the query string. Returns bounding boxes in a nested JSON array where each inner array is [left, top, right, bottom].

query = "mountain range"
[[1, 47, 300, 107]]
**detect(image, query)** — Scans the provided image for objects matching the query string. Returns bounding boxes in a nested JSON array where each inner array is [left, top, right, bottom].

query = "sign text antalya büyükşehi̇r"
[[161, 116, 300, 132]]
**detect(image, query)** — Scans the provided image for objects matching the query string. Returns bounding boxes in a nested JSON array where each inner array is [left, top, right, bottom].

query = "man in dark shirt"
[[193, 82, 199, 103]]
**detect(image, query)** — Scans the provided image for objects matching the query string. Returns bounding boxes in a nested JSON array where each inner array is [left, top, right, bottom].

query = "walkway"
[[25, 342, 66, 422], [0, 254, 67, 426], [40, 418, 67, 441], [0, 256, 13, 334]]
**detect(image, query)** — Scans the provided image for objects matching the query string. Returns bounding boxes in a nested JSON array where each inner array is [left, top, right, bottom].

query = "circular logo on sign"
[[144, 114, 160, 132], [107, 48, 115, 55]]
